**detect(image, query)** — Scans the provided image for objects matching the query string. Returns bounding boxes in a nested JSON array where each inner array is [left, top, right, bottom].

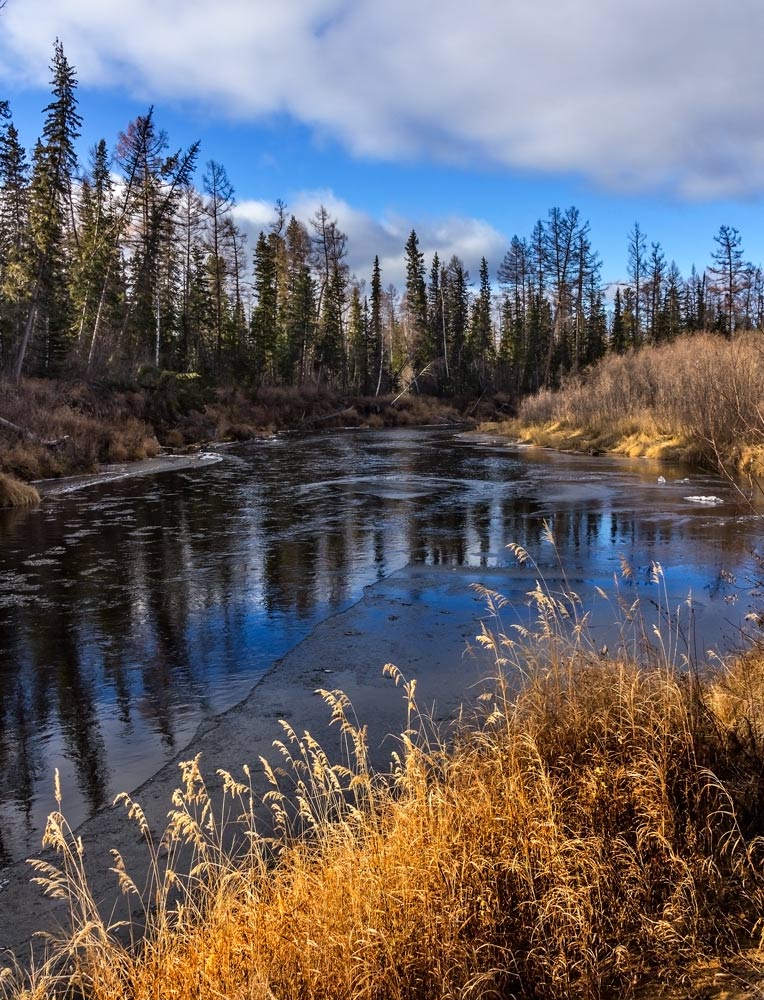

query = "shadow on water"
[[0, 428, 762, 863]]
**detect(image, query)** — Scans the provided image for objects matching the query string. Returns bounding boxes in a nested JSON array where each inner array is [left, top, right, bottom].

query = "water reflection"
[[0, 429, 761, 863]]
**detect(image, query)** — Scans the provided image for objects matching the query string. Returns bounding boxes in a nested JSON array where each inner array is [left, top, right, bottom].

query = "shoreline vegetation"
[[0, 375, 491, 507], [480, 332, 764, 476], [4, 556, 764, 999]]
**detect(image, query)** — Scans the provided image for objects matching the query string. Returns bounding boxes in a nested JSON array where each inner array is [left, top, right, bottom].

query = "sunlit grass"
[[4, 532, 764, 999], [487, 332, 764, 473]]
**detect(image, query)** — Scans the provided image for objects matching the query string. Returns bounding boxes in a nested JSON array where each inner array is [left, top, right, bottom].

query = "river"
[[0, 427, 762, 870]]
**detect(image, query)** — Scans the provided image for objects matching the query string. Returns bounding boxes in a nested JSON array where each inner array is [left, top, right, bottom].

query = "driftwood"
[[0, 414, 70, 449]]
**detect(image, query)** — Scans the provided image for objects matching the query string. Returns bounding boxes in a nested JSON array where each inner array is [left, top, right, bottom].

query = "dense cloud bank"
[[1, 0, 761, 198]]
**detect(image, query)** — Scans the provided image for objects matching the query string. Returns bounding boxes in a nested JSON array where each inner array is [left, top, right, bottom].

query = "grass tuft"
[[0, 472, 40, 508]]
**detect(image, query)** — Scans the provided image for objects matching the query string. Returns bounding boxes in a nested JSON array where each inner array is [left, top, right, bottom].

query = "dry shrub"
[[342, 393, 465, 429], [6, 534, 764, 1000], [204, 384, 344, 437], [0, 472, 40, 508], [103, 424, 160, 464], [382, 394, 463, 426], [512, 333, 764, 470], [161, 429, 186, 449], [0, 379, 161, 478]]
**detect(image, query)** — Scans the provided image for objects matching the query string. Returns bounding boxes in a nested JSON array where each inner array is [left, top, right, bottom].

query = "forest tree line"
[[0, 43, 761, 398]]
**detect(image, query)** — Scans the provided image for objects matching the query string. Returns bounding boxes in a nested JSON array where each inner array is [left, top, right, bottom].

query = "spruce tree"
[[404, 229, 428, 371], [284, 216, 314, 383], [311, 207, 347, 385], [251, 231, 277, 382], [611, 287, 626, 353], [370, 255, 386, 395], [115, 109, 198, 368], [203, 160, 235, 370], [662, 262, 684, 342], [443, 256, 469, 392], [16, 41, 82, 379], [425, 252, 446, 389], [347, 283, 366, 391], [468, 256, 493, 389], [626, 222, 647, 348], [71, 140, 123, 368], [0, 104, 30, 372]]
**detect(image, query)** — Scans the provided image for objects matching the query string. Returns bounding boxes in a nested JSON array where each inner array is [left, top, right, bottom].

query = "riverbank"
[[481, 333, 764, 475], [0, 376, 489, 505], [3, 564, 764, 999]]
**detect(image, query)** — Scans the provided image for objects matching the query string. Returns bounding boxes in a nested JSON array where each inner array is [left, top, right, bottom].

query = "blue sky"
[[2, 0, 763, 289]]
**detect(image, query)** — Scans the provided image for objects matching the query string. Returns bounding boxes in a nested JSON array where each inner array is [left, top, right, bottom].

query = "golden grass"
[[0, 472, 40, 508], [504, 416, 696, 463], [5, 535, 764, 1000], [485, 333, 764, 473]]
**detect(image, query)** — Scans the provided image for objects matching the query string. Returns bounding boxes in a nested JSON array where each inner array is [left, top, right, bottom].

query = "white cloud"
[[2, 0, 763, 197], [235, 191, 507, 288]]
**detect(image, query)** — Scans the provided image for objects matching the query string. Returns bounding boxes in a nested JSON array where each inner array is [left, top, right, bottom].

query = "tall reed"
[[4, 532, 764, 999]]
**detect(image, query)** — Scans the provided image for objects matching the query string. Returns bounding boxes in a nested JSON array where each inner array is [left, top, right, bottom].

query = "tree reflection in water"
[[0, 429, 759, 863]]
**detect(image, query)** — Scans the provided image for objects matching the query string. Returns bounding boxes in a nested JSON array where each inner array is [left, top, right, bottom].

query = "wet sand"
[[0, 562, 500, 964]]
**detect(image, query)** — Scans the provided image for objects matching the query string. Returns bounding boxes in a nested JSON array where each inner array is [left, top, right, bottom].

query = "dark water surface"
[[0, 428, 762, 866]]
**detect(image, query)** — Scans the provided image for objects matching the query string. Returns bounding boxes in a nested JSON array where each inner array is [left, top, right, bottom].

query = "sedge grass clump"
[[5, 535, 764, 1000], [0, 472, 40, 508]]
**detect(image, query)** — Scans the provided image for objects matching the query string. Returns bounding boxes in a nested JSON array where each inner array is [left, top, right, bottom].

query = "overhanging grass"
[[0, 472, 40, 508]]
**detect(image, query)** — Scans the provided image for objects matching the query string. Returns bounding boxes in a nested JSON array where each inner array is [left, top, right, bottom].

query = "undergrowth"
[[3, 529, 764, 999], [0, 377, 472, 484]]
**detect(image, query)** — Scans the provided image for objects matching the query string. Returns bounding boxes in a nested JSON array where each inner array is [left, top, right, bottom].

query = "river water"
[[0, 428, 762, 867]]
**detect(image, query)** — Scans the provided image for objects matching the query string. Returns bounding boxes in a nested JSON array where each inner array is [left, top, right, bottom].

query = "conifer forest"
[[0, 42, 760, 400]]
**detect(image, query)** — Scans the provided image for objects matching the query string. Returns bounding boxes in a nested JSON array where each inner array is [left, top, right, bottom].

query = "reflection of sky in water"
[[0, 428, 762, 865]]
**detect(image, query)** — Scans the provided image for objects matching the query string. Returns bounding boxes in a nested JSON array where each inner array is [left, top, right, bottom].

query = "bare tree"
[[710, 225, 745, 338], [627, 222, 647, 347]]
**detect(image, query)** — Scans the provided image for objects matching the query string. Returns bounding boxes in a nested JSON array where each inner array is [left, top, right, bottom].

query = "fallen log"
[[0, 415, 69, 448], [300, 406, 356, 426], [0, 414, 37, 440]]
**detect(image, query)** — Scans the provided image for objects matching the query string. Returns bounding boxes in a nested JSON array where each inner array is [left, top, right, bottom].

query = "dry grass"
[[0, 472, 40, 507], [492, 333, 764, 472], [0, 378, 161, 480], [4, 534, 764, 1000]]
